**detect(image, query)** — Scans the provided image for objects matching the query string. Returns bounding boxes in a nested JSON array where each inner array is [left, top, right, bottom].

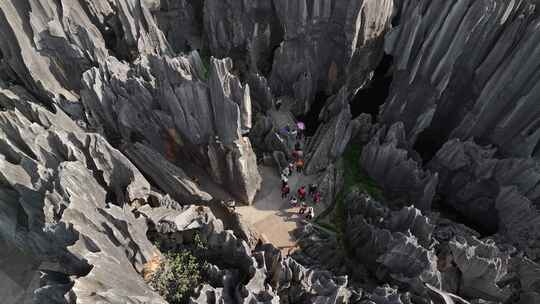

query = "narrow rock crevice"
[[297, 91, 329, 137], [350, 54, 393, 121], [102, 16, 135, 62], [432, 195, 498, 238], [413, 128, 444, 165]]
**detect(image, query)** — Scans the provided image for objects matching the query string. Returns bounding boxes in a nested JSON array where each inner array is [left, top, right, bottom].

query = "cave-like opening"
[[102, 18, 135, 62], [432, 194, 499, 238], [297, 91, 329, 137], [350, 54, 393, 120], [412, 128, 444, 165]]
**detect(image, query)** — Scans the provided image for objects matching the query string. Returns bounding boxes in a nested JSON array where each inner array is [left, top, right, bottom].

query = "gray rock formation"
[[510, 257, 540, 303], [2, 0, 540, 303], [137, 203, 355, 303], [125, 142, 213, 204], [0, 0, 169, 108], [316, 162, 344, 216], [293, 224, 350, 276], [344, 190, 440, 292], [0, 85, 163, 303], [0, 0, 261, 205], [449, 236, 512, 302], [200, 0, 394, 114], [81, 53, 261, 204], [495, 187, 540, 261], [304, 90, 353, 174], [360, 123, 438, 211], [154, 0, 205, 53], [204, 0, 281, 73], [383, 0, 540, 159], [428, 139, 540, 256], [270, 0, 394, 114]]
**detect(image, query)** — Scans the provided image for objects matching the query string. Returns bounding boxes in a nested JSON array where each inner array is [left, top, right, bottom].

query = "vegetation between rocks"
[[324, 143, 383, 238], [150, 234, 209, 304], [199, 48, 211, 80]]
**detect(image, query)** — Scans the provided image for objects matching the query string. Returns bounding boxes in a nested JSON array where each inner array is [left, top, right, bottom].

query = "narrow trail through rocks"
[[237, 166, 319, 253]]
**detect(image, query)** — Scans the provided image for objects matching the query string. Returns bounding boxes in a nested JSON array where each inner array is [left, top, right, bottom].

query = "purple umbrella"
[[296, 122, 305, 130]]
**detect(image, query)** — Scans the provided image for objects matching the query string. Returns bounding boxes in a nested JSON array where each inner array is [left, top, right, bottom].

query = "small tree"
[[150, 233, 209, 303], [150, 250, 202, 303]]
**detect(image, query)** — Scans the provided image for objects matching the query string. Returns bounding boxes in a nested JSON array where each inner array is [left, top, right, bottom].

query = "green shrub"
[[150, 250, 202, 304], [150, 233, 209, 304]]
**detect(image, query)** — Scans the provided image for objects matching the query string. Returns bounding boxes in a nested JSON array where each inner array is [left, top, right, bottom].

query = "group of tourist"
[[276, 121, 320, 220], [280, 179, 320, 221]]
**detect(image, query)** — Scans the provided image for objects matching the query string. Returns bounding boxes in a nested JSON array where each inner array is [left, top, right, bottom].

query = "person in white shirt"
[[289, 196, 298, 207], [281, 173, 288, 188], [282, 166, 290, 177], [305, 207, 314, 220]]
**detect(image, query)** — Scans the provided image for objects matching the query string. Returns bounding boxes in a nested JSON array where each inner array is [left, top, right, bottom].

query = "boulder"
[[124, 142, 213, 204]]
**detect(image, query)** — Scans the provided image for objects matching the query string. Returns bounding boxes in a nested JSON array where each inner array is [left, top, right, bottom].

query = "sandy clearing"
[[237, 165, 319, 252]]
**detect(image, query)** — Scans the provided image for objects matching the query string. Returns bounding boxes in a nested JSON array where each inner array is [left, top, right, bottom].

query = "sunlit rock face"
[[383, 0, 540, 159], [0, 0, 169, 106], [0, 85, 163, 303], [80, 53, 261, 204]]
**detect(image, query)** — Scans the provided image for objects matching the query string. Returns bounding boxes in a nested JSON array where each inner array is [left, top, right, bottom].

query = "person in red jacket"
[[313, 191, 321, 204], [281, 184, 290, 199], [297, 186, 306, 200]]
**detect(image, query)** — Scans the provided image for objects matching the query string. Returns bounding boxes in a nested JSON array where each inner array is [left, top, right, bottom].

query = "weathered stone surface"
[[270, 0, 394, 114], [304, 89, 353, 174], [0, 86, 163, 303], [425, 284, 472, 304], [345, 190, 440, 291], [2, 0, 540, 303], [137, 203, 356, 303], [154, 0, 205, 53], [0, 0, 169, 108], [383, 0, 540, 159], [81, 53, 261, 203], [200, 0, 393, 114], [316, 162, 344, 216], [360, 123, 438, 211], [204, 0, 280, 70], [428, 139, 540, 253], [449, 236, 512, 302], [125, 142, 213, 204], [495, 187, 540, 261]]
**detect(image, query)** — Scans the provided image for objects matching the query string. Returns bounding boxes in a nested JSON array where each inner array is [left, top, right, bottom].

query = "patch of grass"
[[342, 144, 384, 201]]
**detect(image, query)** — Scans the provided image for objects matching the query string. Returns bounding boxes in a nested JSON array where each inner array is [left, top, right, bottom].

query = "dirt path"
[[237, 165, 319, 253]]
